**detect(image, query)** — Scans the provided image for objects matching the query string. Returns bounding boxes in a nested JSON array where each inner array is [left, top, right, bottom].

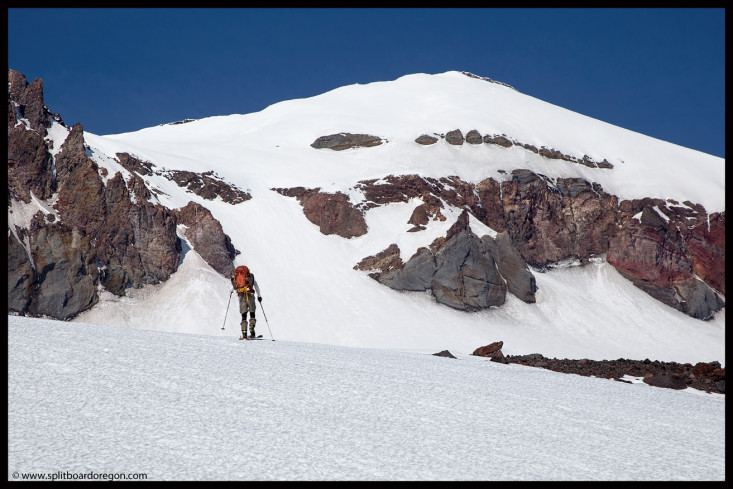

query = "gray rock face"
[[358, 211, 537, 310], [310, 133, 384, 150], [176, 202, 237, 278], [376, 211, 511, 310], [483, 232, 537, 303], [445, 129, 464, 145]]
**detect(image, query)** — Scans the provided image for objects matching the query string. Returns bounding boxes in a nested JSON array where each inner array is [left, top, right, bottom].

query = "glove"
[[258, 296, 262, 303]]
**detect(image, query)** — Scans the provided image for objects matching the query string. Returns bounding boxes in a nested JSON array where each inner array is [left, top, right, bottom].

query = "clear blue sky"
[[8, 8, 725, 158]]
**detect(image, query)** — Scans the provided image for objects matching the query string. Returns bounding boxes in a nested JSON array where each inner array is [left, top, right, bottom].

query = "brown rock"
[[445, 129, 464, 145], [465, 130, 483, 144], [311, 133, 384, 150], [415, 134, 439, 145], [275, 187, 367, 239], [473, 341, 504, 358]]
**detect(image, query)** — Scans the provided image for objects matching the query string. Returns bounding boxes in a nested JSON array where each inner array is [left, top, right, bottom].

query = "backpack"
[[234, 265, 251, 293]]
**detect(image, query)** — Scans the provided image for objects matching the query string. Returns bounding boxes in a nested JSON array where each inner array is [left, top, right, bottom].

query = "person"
[[231, 265, 262, 339]]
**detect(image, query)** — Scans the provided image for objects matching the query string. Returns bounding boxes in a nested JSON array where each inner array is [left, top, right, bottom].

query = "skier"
[[231, 265, 263, 339]]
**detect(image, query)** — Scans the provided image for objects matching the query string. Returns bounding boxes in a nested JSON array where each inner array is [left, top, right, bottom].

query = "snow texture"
[[8, 315, 725, 481]]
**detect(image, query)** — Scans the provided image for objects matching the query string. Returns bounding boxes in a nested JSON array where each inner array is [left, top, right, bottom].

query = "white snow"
[[8, 71, 725, 480], [7, 315, 725, 481]]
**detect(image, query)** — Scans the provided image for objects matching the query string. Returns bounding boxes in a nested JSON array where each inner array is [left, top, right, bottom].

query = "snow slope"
[[8, 315, 725, 481], [64, 70, 723, 365]]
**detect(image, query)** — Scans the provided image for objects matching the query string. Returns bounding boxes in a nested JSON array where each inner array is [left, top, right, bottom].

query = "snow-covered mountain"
[[8, 69, 725, 366]]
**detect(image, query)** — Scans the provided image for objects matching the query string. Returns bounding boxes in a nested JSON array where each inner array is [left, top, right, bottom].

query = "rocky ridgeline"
[[471, 341, 726, 395], [8, 69, 240, 320], [114, 152, 251, 205], [415, 128, 614, 169], [274, 169, 724, 319]]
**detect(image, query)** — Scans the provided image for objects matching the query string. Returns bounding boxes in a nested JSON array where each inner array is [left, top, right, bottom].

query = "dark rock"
[[483, 134, 513, 148], [415, 134, 439, 145], [465, 130, 483, 144], [176, 202, 237, 277], [433, 350, 457, 359], [643, 373, 688, 390], [377, 211, 507, 310], [482, 232, 537, 303], [445, 129, 464, 145], [116, 152, 155, 176], [311, 133, 384, 151], [7, 125, 57, 203], [164, 169, 251, 204], [8, 69, 53, 136]]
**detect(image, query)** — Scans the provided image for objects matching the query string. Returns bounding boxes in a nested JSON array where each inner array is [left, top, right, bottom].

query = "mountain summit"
[[7, 69, 725, 363]]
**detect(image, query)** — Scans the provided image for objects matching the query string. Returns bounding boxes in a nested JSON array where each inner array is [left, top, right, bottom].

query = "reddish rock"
[[473, 341, 504, 358], [274, 187, 367, 238], [353, 243, 404, 278]]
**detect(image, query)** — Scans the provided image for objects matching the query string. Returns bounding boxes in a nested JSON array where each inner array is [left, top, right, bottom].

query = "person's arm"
[[253, 277, 262, 299]]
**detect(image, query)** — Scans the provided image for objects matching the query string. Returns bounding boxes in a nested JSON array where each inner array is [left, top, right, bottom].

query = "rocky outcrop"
[[607, 205, 724, 320], [415, 134, 439, 145], [273, 187, 367, 238], [465, 129, 483, 144], [497, 170, 620, 267], [357, 211, 536, 310], [353, 243, 403, 279], [311, 133, 384, 151], [352, 171, 723, 320], [477, 342, 725, 394], [483, 232, 537, 303], [8, 70, 239, 320], [418, 125, 615, 170], [7, 125, 57, 204], [175, 201, 238, 277], [460, 71, 516, 90], [163, 169, 251, 204], [445, 129, 464, 145], [472, 341, 505, 359], [8, 69, 55, 136]]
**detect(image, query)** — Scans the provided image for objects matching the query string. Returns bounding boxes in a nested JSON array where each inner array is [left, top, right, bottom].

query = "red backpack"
[[234, 265, 251, 293]]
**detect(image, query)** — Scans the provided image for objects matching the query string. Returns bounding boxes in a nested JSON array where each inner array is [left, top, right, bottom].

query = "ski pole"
[[221, 290, 233, 330], [258, 298, 275, 341]]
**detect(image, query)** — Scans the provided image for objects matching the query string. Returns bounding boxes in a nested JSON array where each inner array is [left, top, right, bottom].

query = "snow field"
[[8, 316, 725, 480]]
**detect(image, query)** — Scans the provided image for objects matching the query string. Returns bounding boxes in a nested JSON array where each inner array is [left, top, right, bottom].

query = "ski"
[[239, 335, 264, 340]]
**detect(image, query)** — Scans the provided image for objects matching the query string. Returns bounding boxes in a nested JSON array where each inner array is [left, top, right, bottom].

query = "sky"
[[7, 8, 725, 158]]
